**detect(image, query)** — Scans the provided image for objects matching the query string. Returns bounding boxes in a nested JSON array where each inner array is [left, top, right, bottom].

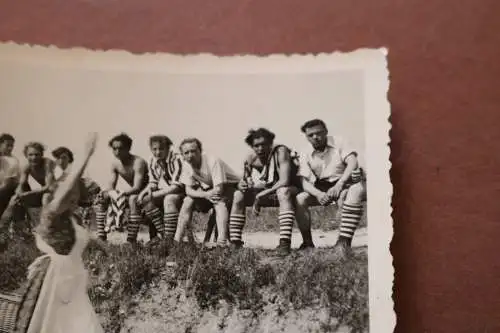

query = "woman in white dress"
[[12, 132, 104, 333]]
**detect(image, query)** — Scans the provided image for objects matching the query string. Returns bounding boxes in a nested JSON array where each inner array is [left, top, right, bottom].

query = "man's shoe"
[[275, 239, 291, 257], [332, 239, 353, 260], [298, 242, 315, 251], [230, 240, 244, 249]]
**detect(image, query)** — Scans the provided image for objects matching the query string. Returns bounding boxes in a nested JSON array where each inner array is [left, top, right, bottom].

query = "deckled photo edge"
[[0, 41, 385, 74], [0, 42, 394, 332]]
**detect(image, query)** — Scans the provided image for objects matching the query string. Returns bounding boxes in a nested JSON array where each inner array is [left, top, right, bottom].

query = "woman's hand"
[[84, 132, 99, 157]]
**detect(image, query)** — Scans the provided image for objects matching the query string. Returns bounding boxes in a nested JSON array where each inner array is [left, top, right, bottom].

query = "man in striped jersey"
[[176, 138, 240, 247], [137, 135, 185, 242], [93, 133, 149, 243], [296, 119, 366, 259], [229, 128, 300, 256]]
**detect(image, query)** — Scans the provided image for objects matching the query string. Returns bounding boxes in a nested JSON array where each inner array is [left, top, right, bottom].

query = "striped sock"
[[164, 212, 179, 239], [338, 203, 364, 245], [229, 214, 246, 243], [127, 214, 142, 242], [95, 204, 107, 240], [278, 210, 294, 243], [145, 207, 164, 237]]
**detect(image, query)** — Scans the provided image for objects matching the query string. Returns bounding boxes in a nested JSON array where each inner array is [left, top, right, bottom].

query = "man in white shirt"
[[176, 137, 240, 247], [296, 119, 366, 259]]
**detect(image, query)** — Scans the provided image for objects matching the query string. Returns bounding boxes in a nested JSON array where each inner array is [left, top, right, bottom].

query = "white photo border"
[[0, 42, 394, 333]]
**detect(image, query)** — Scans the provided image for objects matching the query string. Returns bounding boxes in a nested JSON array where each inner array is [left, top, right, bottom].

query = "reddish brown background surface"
[[1, 0, 500, 332]]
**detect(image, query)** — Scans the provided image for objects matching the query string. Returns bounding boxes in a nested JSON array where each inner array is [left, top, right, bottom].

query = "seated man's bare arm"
[[121, 158, 147, 196], [42, 159, 56, 193], [104, 163, 119, 193], [15, 165, 30, 196], [152, 184, 184, 198], [338, 153, 359, 186], [301, 177, 325, 198], [185, 185, 209, 199]]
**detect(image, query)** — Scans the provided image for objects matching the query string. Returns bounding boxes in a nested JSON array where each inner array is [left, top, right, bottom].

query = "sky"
[[0, 58, 366, 187]]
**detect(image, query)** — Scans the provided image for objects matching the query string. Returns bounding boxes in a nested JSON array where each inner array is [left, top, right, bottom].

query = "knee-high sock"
[[127, 213, 142, 242], [95, 203, 107, 240], [229, 213, 245, 243], [164, 212, 179, 239], [338, 203, 364, 245], [279, 210, 294, 243], [144, 207, 164, 237]]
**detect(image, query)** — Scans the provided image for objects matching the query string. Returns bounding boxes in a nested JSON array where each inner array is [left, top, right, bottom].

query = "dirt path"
[[103, 227, 368, 249]]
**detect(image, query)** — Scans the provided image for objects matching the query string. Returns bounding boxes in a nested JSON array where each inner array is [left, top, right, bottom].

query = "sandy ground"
[[103, 227, 368, 249]]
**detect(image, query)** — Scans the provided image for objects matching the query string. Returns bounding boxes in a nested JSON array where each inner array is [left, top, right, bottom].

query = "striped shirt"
[[147, 152, 183, 189], [243, 145, 299, 188]]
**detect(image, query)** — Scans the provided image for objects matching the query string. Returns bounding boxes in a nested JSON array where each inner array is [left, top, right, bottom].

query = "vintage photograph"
[[0, 44, 392, 333]]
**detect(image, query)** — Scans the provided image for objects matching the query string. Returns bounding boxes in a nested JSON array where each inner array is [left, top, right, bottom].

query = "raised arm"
[[104, 164, 119, 193], [43, 159, 56, 193], [44, 133, 98, 216]]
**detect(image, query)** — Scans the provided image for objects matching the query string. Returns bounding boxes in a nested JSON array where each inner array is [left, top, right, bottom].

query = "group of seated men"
[[0, 118, 366, 258]]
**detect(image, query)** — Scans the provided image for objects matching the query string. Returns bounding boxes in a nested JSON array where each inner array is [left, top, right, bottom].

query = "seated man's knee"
[[214, 200, 229, 212], [128, 194, 139, 209], [295, 192, 311, 207], [232, 190, 245, 207], [276, 187, 294, 202], [142, 200, 156, 211], [345, 182, 366, 203], [180, 196, 195, 211], [164, 193, 183, 210]]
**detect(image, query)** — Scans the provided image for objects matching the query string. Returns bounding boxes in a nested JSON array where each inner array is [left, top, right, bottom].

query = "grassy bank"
[[1, 235, 369, 333]]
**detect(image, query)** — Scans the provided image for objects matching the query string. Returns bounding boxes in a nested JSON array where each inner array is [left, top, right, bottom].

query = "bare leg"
[[213, 201, 229, 246], [174, 196, 194, 243], [295, 192, 315, 249]]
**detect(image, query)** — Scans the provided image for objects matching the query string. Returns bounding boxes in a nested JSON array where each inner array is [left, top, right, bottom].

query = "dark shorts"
[[189, 183, 238, 213], [241, 188, 280, 208], [192, 198, 215, 213], [314, 179, 339, 193]]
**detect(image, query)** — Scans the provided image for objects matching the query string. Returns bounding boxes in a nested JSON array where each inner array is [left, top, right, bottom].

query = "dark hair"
[[179, 137, 202, 152], [52, 146, 74, 163], [300, 119, 328, 133], [23, 142, 45, 157], [0, 133, 14, 144], [149, 135, 173, 149], [244, 128, 276, 147], [108, 133, 133, 150]]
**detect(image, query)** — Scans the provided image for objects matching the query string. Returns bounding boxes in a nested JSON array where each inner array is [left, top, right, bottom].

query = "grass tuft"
[[1, 226, 368, 333]]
